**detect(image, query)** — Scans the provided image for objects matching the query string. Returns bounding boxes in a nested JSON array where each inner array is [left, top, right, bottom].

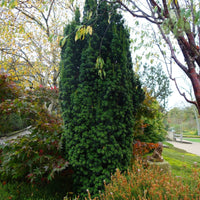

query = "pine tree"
[[59, 1, 144, 197]]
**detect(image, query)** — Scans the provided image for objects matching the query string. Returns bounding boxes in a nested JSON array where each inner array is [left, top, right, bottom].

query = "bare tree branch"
[[162, 0, 169, 17], [0, 47, 45, 81], [149, 0, 162, 13], [0, 48, 34, 69], [156, 23, 189, 76], [173, 75, 198, 107], [47, 0, 55, 21], [111, 0, 200, 114], [112, 0, 163, 24], [14, 7, 46, 31]]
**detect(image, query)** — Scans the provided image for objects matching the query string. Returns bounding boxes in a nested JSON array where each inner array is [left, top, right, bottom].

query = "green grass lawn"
[[184, 138, 200, 142], [163, 142, 200, 182]]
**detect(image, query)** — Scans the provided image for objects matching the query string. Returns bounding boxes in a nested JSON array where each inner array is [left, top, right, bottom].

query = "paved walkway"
[[0, 127, 31, 145], [167, 140, 200, 156]]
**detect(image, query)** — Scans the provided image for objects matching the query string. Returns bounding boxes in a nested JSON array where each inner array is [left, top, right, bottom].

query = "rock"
[[163, 144, 169, 148], [147, 160, 171, 173], [148, 142, 164, 162]]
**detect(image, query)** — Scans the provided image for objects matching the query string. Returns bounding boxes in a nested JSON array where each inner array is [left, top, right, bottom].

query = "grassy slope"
[[163, 142, 200, 182]]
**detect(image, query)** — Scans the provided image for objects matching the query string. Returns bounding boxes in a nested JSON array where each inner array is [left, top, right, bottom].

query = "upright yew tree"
[[112, 0, 200, 114], [59, 0, 144, 196]]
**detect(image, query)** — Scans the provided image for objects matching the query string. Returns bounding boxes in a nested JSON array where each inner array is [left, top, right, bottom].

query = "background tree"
[[109, 0, 200, 114], [138, 62, 172, 110], [173, 79, 200, 136], [134, 88, 167, 143], [167, 106, 198, 135], [60, 0, 144, 196], [183, 81, 200, 136], [0, 0, 78, 88]]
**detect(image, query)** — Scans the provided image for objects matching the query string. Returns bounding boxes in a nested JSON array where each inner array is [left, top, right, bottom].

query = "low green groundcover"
[[184, 138, 200, 143]]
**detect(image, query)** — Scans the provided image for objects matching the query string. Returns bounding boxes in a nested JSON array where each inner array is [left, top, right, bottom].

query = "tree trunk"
[[189, 68, 200, 115]]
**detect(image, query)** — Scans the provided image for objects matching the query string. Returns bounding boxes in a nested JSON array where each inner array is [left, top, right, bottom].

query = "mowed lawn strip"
[[163, 142, 200, 183], [184, 138, 200, 143]]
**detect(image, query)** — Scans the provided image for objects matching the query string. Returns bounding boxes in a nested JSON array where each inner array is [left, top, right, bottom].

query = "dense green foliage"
[[1, 142, 200, 200], [59, 0, 144, 196], [134, 89, 167, 143]]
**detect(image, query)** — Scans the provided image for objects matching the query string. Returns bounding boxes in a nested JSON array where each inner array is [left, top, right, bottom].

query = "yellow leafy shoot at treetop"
[[168, 0, 178, 5], [86, 26, 93, 35], [75, 25, 93, 41]]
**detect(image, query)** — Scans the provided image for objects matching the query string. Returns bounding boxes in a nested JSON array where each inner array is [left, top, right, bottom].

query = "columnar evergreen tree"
[[60, 8, 83, 125], [59, 0, 144, 197]]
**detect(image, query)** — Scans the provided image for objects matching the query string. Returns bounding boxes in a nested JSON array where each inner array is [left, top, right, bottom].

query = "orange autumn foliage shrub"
[[133, 141, 159, 157], [84, 160, 200, 200]]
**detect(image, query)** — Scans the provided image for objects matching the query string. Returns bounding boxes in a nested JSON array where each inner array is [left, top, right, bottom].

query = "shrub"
[[133, 141, 159, 157], [0, 98, 34, 135], [0, 75, 70, 198], [134, 89, 167, 143], [0, 84, 59, 135], [0, 107, 68, 184], [27, 85, 60, 115], [0, 74, 27, 135], [0, 181, 13, 200], [83, 160, 200, 200]]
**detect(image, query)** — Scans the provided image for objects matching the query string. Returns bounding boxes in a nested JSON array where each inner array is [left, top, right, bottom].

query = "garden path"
[[167, 140, 200, 156], [0, 127, 31, 145]]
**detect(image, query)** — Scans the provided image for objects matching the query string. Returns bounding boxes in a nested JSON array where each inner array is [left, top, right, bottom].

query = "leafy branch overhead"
[[168, 0, 178, 5], [75, 25, 93, 41], [60, 25, 93, 47], [1, 0, 18, 8], [95, 56, 106, 79]]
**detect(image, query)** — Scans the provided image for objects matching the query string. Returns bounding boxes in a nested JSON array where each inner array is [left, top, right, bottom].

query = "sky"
[[168, 76, 192, 110]]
